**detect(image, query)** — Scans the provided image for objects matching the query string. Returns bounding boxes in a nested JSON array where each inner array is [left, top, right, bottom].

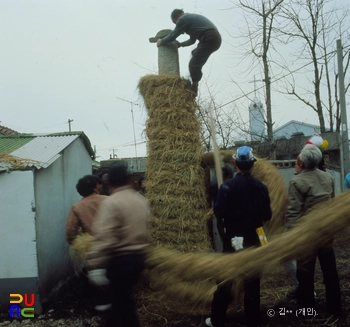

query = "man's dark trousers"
[[106, 253, 146, 327], [189, 30, 221, 83], [211, 277, 261, 327], [297, 243, 341, 313]]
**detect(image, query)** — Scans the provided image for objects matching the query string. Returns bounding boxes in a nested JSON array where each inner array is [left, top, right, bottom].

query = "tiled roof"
[[0, 125, 19, 135]]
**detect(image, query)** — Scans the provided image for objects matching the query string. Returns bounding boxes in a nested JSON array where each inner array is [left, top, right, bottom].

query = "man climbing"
[[156, 9, 221, 97]]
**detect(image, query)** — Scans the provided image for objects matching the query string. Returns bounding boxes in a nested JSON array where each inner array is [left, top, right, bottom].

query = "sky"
[[1, 0, 349, 160]]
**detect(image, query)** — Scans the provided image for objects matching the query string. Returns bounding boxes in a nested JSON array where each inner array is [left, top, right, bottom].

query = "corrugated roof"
[[0, 133, 92, 172], [0, 135, 35, 154], [11, 135, 80, 169]]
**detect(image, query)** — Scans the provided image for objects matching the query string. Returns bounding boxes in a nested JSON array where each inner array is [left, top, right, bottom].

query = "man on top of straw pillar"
[[285, 144, 342, 315], [206, 146, 272, 327], [156, 8, 221, 97]]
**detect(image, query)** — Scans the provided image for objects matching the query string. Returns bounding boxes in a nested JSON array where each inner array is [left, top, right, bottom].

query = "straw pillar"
[[139, 33, 210, 252]]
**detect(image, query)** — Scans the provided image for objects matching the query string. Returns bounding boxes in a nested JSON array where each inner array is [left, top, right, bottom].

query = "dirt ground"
[[1, 231, 349, 327]]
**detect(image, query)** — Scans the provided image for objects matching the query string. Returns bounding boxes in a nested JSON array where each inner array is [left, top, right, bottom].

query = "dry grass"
[[69, 232, 95, 274], [0, 153, 40, 168], [201, 150, 287, 237], [144, 191, 350, 308], [138, 75, 211, 253]]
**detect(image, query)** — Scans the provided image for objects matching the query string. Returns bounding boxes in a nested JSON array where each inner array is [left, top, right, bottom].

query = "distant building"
[[273, 120, 330, 139], [0, 131, 95, 313], [249, 97, 265, 142]]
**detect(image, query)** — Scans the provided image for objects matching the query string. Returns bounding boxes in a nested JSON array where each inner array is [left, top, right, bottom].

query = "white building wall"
[[34, 137, 92, 302], [0, 170, 38, 279], [273, 123, 319, 139]]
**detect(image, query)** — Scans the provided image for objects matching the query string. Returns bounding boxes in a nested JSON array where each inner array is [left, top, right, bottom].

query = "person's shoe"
[[94, 303, 112, 311], [205, 317, 214, 327], [189, 82, 198, 97]]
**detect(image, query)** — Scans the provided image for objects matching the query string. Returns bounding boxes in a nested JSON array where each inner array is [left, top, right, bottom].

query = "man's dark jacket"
[[214, 172, 272, 251]]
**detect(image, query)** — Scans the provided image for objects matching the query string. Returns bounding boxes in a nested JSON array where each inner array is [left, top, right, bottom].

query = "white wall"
[[0, 170, 38, 279], [34, 137, 92, 301], [274, 123, 318, 139]]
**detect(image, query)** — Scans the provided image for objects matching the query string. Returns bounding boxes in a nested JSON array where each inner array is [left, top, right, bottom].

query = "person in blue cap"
[[206, 146, 272, 327], [344, 172, 350, 190]]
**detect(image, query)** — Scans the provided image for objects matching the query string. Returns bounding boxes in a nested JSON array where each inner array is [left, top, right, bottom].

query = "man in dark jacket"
[[156, 9, 221, 96], [206, 146, 272, 327]]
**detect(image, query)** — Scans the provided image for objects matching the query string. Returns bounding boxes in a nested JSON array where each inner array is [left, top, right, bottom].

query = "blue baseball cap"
[[233, 146, 257, 162]]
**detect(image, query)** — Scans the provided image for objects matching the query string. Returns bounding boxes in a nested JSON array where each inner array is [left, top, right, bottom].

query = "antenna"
[[115, 96, 141, 171], [67, 119, 74, 132], [249, 75, 261, 98]]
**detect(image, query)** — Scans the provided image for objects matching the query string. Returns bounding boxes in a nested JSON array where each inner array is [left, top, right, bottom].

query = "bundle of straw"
[[145, 190, 350, 306], [138, 75, 212, 253], [202, 150, 287, 237], [69, 232, 95, 274], [0, 153, 40, 169]]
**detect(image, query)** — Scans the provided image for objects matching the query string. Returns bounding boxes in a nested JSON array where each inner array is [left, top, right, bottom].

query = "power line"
[[97, 137, 146, 152], [215, 56, 340, 110]]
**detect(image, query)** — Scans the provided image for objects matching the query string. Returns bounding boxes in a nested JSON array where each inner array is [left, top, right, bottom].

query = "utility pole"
[[337, 39, 350, 189], [68, 119, 73, 132], [112, 149, 118, 159]]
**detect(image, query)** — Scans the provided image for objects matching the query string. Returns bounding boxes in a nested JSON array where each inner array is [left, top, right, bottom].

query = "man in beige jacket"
[[87, 161, 150, 327], [285, 144, 341, 314]]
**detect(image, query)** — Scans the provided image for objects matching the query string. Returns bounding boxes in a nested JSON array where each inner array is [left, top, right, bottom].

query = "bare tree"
[[197, 98, 246, 152], [280, 0, 350, 132], [230, 0, 285, 159]]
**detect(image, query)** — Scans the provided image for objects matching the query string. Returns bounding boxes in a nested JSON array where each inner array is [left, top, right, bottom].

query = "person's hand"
[[156, 39, 162, 47], [231, 236, 244, 251], [87, 269, 110, 286]]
